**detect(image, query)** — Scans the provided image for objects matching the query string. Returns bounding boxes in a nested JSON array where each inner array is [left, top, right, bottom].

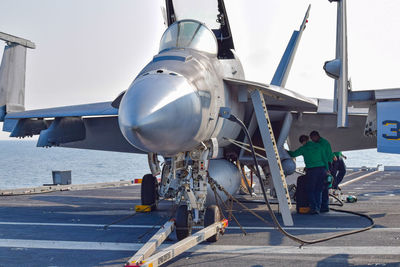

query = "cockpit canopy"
[[159, 20, 218, 56]]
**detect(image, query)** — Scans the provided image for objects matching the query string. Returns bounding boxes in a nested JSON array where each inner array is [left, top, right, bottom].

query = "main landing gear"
[[140, 174, 158, 211], [204, 205, 222, 242]]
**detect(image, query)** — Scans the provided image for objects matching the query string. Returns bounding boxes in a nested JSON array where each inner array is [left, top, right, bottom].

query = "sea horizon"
[[0, 140, 399, 190]]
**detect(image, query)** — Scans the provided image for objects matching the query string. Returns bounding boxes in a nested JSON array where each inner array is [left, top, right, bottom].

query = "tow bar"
[[125, 219, 228, 267]]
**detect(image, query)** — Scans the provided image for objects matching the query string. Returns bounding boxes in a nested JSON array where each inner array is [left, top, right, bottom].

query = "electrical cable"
[[224, 112, 375, 247]]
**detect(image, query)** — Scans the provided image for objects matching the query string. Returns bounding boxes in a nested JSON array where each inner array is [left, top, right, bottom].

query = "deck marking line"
[[0, 221, 398, 231], [0, 239, 400, 255], [341, 171, 380, 187]]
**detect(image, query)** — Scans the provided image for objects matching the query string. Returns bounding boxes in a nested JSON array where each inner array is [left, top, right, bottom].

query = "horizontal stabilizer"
[[271, 5, 310, 87]]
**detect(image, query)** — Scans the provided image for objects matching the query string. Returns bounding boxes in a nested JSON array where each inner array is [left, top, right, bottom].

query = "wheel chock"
[[135, 205, 151, 212]]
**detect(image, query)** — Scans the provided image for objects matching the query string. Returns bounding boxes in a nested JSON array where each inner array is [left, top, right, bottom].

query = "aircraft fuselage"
[[119, 47, 245, 156]]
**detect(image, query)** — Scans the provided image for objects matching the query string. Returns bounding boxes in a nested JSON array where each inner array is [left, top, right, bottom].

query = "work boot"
[[320, 207, 330, 213], [308, 209, 319, 215]]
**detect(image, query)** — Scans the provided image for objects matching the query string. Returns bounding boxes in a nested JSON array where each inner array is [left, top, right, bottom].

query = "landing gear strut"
[[140, 174, 158, 211]]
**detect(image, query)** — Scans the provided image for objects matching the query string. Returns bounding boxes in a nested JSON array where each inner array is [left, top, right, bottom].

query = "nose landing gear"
[[175, 205, 193, 240]]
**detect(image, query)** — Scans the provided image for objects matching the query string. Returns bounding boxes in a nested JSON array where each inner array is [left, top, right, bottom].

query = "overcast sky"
[[0, 0, 399, 140]]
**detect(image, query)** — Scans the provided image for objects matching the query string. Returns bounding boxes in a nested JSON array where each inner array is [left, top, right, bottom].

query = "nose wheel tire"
[[141, 174, 159, 211], [204, 205, 222, 242], [175, 205, 193, 241]]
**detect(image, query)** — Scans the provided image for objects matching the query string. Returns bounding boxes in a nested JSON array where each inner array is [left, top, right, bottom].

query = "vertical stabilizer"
[[323, 0, 349, 127], [0, 32, 35, 121], [271, 5, 311, 87]]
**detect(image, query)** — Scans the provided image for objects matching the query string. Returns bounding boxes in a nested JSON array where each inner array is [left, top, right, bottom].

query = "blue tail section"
[[271, 5, 311, 87], [377, 101, 400, 154]]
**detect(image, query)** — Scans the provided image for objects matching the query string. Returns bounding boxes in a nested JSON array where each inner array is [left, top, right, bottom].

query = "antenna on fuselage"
[[323, 0, 349, 128]]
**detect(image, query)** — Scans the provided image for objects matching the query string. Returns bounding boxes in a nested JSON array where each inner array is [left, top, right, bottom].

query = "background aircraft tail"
[[0, 32, 35, 121], [270, 5, 311, 87]]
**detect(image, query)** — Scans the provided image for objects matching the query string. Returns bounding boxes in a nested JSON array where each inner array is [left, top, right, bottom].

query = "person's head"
[[298, 135, 309, 145], [309, 131, 320, 142]]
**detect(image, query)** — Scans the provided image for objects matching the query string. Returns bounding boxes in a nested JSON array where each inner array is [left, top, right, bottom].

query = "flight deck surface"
[[0, 171, 399, 266]]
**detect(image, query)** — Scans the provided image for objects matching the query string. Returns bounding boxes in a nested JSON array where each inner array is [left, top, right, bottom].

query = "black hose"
[[225, 113, 375, 246]]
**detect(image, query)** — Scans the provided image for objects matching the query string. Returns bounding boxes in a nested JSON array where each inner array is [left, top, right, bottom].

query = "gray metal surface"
[[224, 77, 318, 111], [271, 5, 310, 87], [288, 112, 376, 151], [118, 72, 203, 155], [0, 44, 27, 117], [118, 45, 245, 156], [335, 0, 349, 128], [5, 101, 118, 119], [0, 32, 35, 49], [0, 171, 400, 266], [59, 117, 145, 153], [205, 159, 241, 205], [348, 88, 400, 108]]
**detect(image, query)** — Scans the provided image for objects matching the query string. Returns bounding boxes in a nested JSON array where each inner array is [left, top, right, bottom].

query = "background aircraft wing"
[[3, 102, 145, 153]]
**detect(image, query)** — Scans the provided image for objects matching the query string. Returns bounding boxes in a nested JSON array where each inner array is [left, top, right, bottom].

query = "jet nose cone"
[[118, 73, 202, 155]]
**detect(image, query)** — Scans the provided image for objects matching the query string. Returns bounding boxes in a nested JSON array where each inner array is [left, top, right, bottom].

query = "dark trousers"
[[306, 167, 325, 212], [332, 159, 346, 189], [320, 163, 333, 211], [321, 184, 329, 211]]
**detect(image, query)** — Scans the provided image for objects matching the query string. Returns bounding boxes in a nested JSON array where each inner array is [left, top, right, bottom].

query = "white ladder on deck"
[[250, 89, 293, 226]]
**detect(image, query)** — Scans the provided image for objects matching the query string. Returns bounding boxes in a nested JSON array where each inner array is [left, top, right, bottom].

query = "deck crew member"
[[332, 151, 347, 190], [288, 135, 328, 214], [310, 131, 335, 213]]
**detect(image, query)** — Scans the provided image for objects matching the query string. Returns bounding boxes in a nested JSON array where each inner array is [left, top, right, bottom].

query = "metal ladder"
[[250, 89, 293, 226]]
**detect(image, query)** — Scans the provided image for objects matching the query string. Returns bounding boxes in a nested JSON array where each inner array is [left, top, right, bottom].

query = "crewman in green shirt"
[[288, 135, 328, 214], [310, 131, 335, 212]]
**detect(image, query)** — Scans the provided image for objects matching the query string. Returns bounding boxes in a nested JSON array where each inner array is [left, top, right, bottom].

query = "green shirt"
[[288, 141, 328, 169], [333, 151, 343, 157], [319, 137, 334, 163]]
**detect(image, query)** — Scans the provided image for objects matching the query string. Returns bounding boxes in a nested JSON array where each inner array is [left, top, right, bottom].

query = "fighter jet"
[[1, 0, 399, 240]]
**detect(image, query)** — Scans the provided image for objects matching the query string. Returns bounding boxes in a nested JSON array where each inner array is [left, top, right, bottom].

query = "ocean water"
[[0, 140, 148, 189], [0, 140, 399, 189]]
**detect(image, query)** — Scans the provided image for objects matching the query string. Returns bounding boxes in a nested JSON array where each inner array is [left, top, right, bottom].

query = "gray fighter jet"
[[1, 0, 399, 239]]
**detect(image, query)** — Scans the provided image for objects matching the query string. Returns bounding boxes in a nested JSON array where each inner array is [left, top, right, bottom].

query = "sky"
[[0, 0, 399, 140]]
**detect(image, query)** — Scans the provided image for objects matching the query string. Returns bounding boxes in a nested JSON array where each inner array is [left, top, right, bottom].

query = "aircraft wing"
[[287, 112, 376, 152], [2, 102, 145, 153], [224, 77, 318, 112], [224, 77, 377, 153], [5, 102, 118, 119]]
